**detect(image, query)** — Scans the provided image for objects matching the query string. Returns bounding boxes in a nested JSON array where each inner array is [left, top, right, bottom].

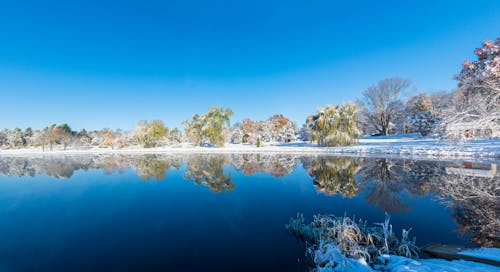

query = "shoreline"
[[0, 141, 499, 163]]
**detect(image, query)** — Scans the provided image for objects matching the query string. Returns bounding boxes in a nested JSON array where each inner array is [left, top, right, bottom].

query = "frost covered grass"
[[286, 213, 499, 271], [286, 213, 419, 270]]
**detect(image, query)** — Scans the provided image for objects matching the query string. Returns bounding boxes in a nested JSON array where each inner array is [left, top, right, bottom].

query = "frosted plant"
[[287, 213, 419, 271], [374, 213, 392, 254]]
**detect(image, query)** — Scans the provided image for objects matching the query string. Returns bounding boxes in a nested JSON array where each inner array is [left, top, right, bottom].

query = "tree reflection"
[[131, 155, 181, 181], [357, 158, 413, 213], [0, 156, 95, 178], [303, 157, 360, 198], [184, 155, 234, 192], [431, 165, 499, 247], [231, 154, 297, 177]]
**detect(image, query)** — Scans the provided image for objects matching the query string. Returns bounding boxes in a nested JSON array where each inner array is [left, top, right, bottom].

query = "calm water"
[[0, 154, 497, 271]]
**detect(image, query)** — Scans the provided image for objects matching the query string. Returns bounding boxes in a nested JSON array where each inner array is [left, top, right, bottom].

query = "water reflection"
[[358, 158, 414, 213], [231, 154, 297, 177], [184, 155, 234, 192], [132, 155, 181, 180], [302, 156, 360, 198], [431, 168, 499, 247], [0, 154, 497, 246]]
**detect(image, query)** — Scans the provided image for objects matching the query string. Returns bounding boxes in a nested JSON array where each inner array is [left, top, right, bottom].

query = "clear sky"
[[0, 0, 499, 131]]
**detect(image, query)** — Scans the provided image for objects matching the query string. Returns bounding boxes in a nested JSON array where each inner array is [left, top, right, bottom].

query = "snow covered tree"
[[230, 122, 244, 144], [309, 103, 360, 147], [7, 128, 25, 148], [406, 93, 438, 136], [358, 78, 411, 135], [237, 115, 296, 144], [429, 91, 452, 117], [297, 121, 312, 142], [440, 37, 500, 139], [168, 127, 182, 144]]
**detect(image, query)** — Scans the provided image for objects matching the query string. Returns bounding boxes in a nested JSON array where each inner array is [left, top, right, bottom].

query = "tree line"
[[0, 37, 497, 150]]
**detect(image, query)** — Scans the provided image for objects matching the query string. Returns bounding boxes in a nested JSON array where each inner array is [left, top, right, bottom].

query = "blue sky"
[[0, 0, 499, 130]]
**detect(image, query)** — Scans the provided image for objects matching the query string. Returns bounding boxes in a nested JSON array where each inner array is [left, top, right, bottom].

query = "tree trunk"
[[382, 127, 389, 136]]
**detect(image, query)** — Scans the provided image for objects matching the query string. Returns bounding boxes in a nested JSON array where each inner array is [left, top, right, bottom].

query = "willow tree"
[[202, 107, 233, 146], [184, 107, 233, 147], [309, 103, 360, 146]]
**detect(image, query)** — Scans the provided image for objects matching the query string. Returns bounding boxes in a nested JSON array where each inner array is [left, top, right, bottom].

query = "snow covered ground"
[[0, 134, 499, 160], [375, 255, 499, 272], [313, 244, 500, 272]]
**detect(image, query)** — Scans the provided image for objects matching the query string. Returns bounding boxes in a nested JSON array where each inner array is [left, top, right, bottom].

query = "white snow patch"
[[375, 255, 499, 272], [312, 243, 500, 272]]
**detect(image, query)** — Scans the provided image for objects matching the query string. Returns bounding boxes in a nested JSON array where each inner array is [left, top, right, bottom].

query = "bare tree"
[[358, 78, 411, 135]]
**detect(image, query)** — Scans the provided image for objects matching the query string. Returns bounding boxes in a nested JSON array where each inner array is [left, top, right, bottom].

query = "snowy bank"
[[0, 134, 499, 160], [313, 246, 499, 272]]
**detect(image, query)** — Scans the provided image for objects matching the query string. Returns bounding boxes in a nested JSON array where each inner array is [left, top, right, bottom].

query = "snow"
[[0, 134, 499, 161], [312, 245, 500, 272], [458, 248, 500, 262], [313, 243, 372, 272], [375, 255, 499, 272]]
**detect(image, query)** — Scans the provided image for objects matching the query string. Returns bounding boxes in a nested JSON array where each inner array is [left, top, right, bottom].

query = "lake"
[[0, 154, 497, 271]]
